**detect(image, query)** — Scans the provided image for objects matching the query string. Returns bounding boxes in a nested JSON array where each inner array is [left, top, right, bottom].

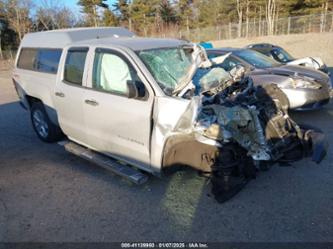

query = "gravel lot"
[[212, 32, 333, 66], [0, 67, 332, 242]]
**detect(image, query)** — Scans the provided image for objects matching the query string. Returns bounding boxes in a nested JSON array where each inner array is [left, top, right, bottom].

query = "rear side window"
[[17, 48, 37, 70], [17, 48, 62, 74], [64, 48, 88, 85], [36, 49, 62, 73]]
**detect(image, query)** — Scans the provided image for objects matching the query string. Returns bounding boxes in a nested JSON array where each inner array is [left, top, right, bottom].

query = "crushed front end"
[[165, 45, 328, 202]]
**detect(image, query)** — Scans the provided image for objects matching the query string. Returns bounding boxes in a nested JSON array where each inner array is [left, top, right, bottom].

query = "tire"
[[30, 102, 63, 143], [298, 123, 323, 133]]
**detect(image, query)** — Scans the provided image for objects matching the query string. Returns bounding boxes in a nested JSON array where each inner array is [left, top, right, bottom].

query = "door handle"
[[55, 92, 65, 97], [85, 99, 99, 106]]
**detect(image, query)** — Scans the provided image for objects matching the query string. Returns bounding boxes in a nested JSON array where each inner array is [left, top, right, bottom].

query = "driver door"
[[83, 48, 154, 167]]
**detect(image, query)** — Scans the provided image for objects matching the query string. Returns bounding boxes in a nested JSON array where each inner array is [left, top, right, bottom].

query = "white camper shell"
[[18, 27, 136, 48]]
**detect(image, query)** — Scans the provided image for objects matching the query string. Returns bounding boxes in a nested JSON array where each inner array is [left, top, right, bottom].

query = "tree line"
[[0, 0, 332, 50]]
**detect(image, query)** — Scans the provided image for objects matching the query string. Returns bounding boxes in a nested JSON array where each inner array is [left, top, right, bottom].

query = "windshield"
[[234, 49, 280, 69], [137, 47, 192, 95], [271, 48, 294, 63]]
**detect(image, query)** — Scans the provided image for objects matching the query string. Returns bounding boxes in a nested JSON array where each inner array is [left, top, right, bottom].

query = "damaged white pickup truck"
[[13, 28, 328, 202]]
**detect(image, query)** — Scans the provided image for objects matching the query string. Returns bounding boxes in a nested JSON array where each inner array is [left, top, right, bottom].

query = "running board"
[[58, 141, 148, 185]]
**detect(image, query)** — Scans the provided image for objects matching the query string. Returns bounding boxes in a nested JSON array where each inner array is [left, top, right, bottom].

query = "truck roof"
[[71, 37, 189, 51], [20, 27, 136, 48]]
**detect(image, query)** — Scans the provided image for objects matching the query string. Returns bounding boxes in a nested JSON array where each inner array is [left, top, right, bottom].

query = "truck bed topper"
[[20, 27, 135, 48]]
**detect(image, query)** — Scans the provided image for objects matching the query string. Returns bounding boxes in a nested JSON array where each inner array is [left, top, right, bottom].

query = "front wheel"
[[30, 102, 63, 143]]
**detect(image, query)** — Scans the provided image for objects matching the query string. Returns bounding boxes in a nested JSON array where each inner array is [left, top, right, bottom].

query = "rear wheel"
[[30, 102, 63, 143]]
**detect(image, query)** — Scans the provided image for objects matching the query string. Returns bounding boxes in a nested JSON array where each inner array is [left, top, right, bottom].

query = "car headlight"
[[280, 78, 321, 89]]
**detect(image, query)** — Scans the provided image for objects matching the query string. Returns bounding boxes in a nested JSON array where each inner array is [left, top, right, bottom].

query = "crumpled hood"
[[253, 65, 330, 84]]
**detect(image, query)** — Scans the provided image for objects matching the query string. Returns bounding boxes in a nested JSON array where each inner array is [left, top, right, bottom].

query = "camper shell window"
[[17, 48, 37, 71], [17, 48, 62, 74], [36, 49, 62, 73]]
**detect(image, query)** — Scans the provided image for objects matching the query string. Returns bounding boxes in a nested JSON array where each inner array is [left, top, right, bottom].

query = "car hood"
[[252, 65, 330, 84]]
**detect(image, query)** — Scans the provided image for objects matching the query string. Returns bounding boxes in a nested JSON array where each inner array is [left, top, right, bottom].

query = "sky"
[[34, 0, 118, 15]]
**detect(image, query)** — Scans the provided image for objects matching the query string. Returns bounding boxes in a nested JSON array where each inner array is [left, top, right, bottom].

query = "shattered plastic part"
[[173, 63, 272, 161], [194, 133, 223, 147], [203, 124, 225, 141], [199, 68, 231, 93], [197, 104, 270, 160]]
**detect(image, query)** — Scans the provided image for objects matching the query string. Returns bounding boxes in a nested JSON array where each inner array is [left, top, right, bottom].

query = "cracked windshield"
[[137, 47, 193, 95]]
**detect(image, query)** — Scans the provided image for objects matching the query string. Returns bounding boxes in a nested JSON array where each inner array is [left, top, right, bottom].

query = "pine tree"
[[175, 0, 194, 31], [77, 0, 108, 27], [289, 0, 329, 15], [159, 0, 177, 25], [113, 0, 130, 22], [103, 8, 118, 26], [130, 0, 159, 35]]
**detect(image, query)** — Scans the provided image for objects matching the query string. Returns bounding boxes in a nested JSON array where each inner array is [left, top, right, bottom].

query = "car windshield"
[[137, 47, 192, 95], [234, 49, 280, 68], [271, 48, 294, 63]]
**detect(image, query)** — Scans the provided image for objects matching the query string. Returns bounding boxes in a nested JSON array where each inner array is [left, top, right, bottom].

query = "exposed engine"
[[171, 48, 328, 202]]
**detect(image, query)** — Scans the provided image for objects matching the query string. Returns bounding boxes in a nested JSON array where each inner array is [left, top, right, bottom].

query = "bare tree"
[[35, 0, 77, 31], [0, 3, 4, 59], [320, 0, 329, 32], [0, 28, 3, 59], [259, 5, 262, 36], [56, 8, 77, 28], [236, 0, 243, 37], [2, 0, 33, 42], [245, 0, 250, 37], [266, 0, 276, 35]]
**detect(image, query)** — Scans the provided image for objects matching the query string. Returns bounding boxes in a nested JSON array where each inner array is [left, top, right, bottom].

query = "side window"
[[92, 50, 136, 95], [64, 48, 88, 85], [271, 49, 286, 62], [17, 48, 62, 74], [17, 48, 37, 70], [36, 49, 62, 74]]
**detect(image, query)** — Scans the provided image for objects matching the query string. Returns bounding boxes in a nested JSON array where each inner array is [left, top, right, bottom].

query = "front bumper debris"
[[173, 63, 328, 203]]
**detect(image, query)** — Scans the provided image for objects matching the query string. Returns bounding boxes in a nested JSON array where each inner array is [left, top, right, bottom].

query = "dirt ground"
[[212, 32, 333, 66], [0, 36, 333, 242], [0, 60, 13, 71]]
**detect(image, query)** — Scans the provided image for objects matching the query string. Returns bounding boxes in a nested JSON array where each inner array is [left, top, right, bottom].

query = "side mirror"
[[127, 80, 146, 99]]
